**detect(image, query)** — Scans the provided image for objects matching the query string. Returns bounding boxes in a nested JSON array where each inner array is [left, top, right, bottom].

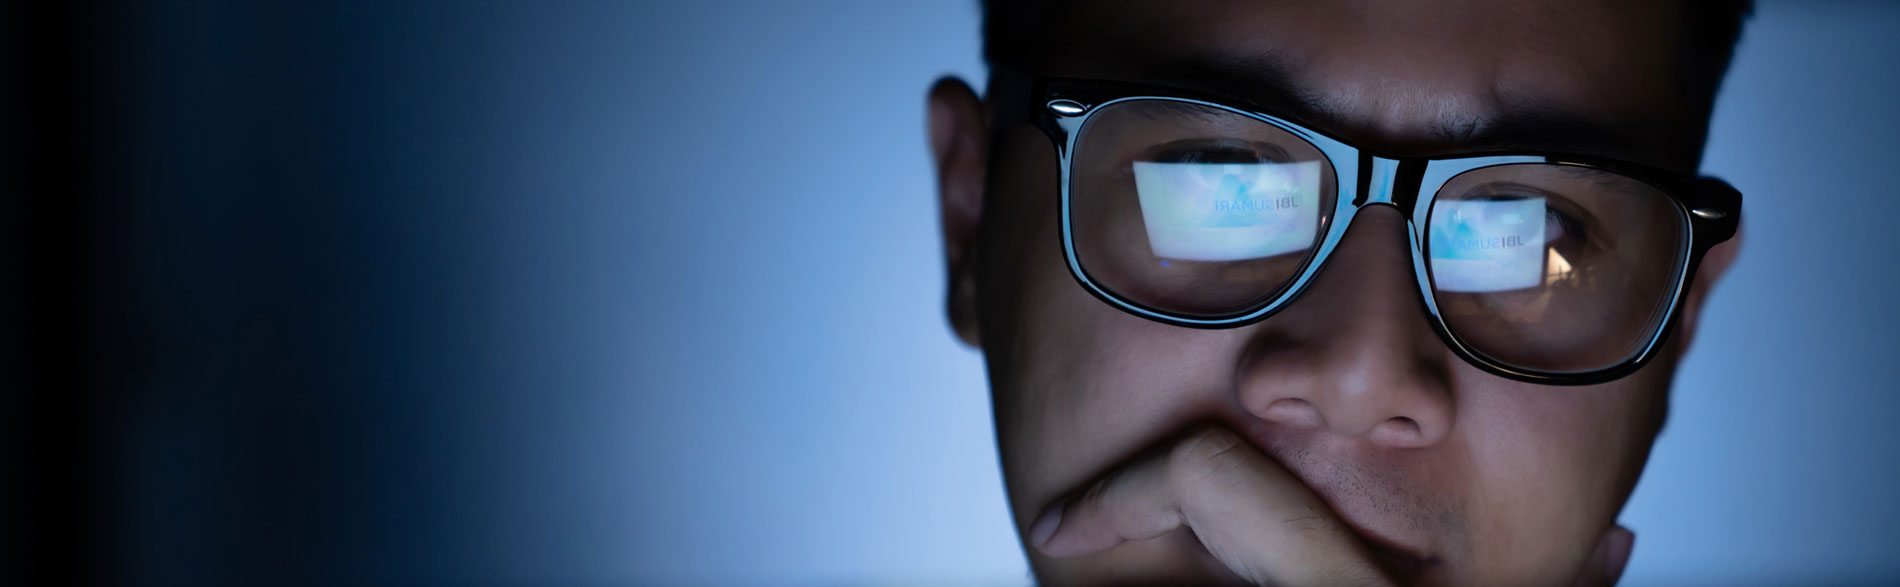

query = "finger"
[[1570, 525, 1634, 587], [1031, 439, 1185, 558], [1031, 425, 1393, 586]]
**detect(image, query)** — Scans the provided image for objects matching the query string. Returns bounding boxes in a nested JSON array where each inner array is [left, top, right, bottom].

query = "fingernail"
[[1605, 525, 1634, 579], [1028, 499, 1066, 549]]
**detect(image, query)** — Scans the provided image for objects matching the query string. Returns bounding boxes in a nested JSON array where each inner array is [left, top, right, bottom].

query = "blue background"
[[104, 1, 1899, 584]]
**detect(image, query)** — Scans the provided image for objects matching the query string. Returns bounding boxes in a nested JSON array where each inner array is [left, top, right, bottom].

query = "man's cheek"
[[1460, 386, 1631, 578], [1019, 325, 1225, 481]]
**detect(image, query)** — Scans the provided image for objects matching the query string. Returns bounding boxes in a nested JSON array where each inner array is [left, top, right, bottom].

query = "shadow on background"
[[6, 1, 1897, 585]]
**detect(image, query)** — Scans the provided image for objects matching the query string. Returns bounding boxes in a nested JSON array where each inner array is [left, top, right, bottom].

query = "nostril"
[[1371, 416, 1424, 446], [1254, 397, 1325, 428]]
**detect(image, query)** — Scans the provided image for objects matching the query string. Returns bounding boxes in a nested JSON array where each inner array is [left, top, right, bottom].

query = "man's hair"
[[1676, 0, 1757, 127], [980, 1, 1754, 144]]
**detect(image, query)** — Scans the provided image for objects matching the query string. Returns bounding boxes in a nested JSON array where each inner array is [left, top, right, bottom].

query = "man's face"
[[932, 1, 1733, 585]]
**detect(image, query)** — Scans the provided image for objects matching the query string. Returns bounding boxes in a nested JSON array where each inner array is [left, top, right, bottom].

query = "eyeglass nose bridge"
[[1352, 155, 1406, 208], [1265, 152, 1431, 321], [1324, 154, 1423, 245]]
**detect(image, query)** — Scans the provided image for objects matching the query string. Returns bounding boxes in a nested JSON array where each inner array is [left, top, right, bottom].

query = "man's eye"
[[1142, 139, 1291, 164], [1454, 184, 1595, 254], [1151, 147, 1268, 164], [1543, 208, 1578, 247], [1541, 202, 1601, 256]]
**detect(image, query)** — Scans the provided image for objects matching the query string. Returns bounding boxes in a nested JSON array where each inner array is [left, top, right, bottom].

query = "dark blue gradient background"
[[96, 1, 1899, 585]]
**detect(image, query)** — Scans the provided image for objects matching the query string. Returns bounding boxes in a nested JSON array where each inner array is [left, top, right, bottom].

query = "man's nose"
[[1234, 206, 1455, 449]]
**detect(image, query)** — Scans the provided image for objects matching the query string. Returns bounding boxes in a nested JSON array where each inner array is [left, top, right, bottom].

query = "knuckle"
[[1278, 510, 1344, 535], [1168, 426, 1250, 484], [1074, 471, 1117, 510]]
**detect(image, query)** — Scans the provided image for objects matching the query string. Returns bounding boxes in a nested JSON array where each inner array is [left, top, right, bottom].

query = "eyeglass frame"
[[987, 70, 1743, 386]]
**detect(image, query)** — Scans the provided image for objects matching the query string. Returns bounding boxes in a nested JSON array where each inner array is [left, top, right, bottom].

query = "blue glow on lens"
[[1428, 198, 1547, 292], [1131, 161, 1321, 261]]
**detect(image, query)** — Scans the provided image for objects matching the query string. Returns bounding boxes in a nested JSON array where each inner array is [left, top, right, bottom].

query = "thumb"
[[1571, 525, 1634, 587]]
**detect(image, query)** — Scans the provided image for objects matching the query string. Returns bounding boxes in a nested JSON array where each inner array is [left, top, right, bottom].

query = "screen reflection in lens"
[[1426, 164, 1686, 373], [1068, 100, 1337, 317]]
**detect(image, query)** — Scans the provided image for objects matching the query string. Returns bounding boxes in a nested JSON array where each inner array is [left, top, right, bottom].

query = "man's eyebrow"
[[1125, 56, 1647, 160], [1128, 55, 1339, 131], [1457, 109, 1647, 159]]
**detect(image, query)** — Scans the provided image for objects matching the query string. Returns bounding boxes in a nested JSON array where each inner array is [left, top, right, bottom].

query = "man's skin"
[[928, 1, 1742, 585]]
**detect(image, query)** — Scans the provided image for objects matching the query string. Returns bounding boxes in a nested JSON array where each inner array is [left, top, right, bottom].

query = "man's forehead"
[[1015, 0, 1696, 167]]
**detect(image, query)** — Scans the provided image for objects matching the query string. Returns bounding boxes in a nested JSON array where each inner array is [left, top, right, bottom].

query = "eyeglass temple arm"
[[1691, 176, 1743, 248]]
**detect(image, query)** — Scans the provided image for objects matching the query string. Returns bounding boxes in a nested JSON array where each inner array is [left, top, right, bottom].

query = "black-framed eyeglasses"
[[989, 71, 1742, 385]]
